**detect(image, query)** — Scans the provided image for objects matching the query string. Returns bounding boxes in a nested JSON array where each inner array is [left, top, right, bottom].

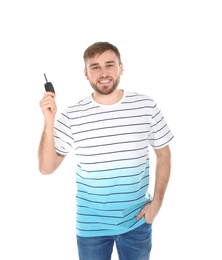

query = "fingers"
[[136, 208, 145, 220], [136, 203, 159, 224], [40, 92, 57, 115], [136, 203, 155, 222]]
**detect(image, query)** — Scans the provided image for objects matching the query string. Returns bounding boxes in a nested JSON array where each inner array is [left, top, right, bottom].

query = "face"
[[84, 51, 123, 95]]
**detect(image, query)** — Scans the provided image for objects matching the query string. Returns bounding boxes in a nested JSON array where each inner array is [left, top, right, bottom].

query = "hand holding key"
[[40, 74, 57, 119]]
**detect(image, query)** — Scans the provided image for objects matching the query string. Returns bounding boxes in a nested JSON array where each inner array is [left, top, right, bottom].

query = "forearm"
[[136, 146, 171, 222], [38, 121, 58, 174], [152, 147, 171, 208]]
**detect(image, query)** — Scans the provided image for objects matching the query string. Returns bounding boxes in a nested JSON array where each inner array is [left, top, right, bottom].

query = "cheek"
[[87, 71, 98, 81]]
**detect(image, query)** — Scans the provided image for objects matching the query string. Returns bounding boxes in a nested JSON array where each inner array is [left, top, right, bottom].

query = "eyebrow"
[[89, 61, 115, 68]]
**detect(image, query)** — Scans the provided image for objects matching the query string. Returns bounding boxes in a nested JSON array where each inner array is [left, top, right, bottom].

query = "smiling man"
[[84, 46, 123, 104], [38, 41, 174, 260]]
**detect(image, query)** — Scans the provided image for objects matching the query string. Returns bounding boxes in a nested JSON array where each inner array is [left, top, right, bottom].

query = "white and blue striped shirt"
[[54, 91, 174, 237]]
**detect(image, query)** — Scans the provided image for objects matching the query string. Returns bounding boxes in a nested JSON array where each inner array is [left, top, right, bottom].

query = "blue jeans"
[[77, 222, 152, 260]]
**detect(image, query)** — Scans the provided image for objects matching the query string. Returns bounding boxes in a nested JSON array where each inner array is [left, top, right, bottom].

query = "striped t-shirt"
[[54, 90, 174, 237]]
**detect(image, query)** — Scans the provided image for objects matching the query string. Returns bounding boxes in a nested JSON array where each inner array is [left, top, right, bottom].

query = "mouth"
[[98, 78, 112, 84]]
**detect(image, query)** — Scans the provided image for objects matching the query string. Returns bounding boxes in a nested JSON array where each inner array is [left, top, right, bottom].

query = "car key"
[[44, 73, 55, 93]]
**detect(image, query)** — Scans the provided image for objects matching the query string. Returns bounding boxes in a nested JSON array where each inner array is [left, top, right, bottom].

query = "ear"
[[120, 63, 123, 75], [84, 68, 89, 80]]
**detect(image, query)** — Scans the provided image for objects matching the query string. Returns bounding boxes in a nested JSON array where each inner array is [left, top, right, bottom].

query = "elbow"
[[38, 166, 54, 175], [38, 153, 61, 175]]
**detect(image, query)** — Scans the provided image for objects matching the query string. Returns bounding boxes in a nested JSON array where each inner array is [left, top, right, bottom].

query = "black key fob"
[[44, 73, 55, 93]]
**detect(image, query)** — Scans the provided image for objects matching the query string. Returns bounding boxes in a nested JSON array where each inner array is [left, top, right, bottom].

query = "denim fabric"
[[77, 222, 152, 260]]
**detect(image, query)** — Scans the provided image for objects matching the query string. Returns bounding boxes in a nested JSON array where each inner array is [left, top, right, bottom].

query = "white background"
[[0, 0, 221, 259]]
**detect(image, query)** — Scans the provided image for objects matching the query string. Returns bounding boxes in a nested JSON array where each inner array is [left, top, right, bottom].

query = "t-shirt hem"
[[76, 218, 146, 238]]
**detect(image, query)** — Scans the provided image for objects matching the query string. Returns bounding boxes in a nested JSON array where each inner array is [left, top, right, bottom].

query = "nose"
[[99, 67, 108, 77]]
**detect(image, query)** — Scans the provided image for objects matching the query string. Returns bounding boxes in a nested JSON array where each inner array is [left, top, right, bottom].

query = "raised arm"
[[38, 92, 65, 175]]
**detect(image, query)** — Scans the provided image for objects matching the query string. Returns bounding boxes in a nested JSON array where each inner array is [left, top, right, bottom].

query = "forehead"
[[86, 50, 119, 65]]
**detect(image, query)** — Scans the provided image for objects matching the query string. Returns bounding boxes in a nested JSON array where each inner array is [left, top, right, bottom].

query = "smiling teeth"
[[100, 80, 110, 83]]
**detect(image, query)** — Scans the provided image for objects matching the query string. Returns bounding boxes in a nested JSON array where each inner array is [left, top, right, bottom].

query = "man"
[[38, 41, 174, 260]]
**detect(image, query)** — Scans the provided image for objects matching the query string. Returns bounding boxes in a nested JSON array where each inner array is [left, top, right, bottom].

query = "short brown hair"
[[83, 42, 122, 64]]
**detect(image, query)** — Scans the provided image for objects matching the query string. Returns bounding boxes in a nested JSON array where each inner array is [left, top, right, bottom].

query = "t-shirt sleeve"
[[148, 102, 174, 149], [54, 109, 74, 155]]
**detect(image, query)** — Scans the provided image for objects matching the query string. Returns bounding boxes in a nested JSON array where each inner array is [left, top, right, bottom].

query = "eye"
[[92, 66, 99, 70]]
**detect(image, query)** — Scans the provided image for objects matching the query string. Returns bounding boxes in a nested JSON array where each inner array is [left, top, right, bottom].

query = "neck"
[[92, 89, 124, 105]]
